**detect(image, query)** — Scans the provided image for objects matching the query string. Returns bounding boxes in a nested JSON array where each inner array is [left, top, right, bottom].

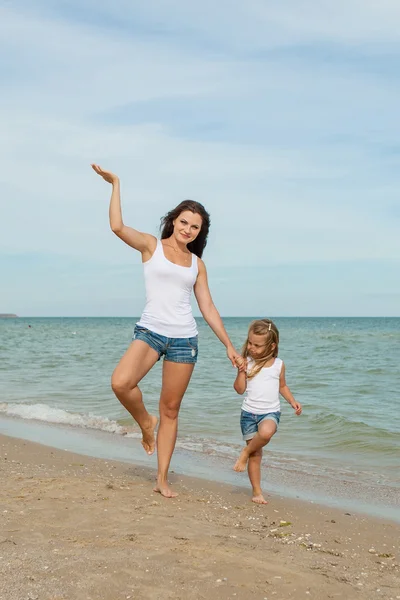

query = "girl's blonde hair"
[[242, 319, 279, 379]]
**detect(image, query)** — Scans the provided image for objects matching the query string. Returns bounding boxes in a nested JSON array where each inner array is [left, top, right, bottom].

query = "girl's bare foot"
[[153, 480, 178, 498], [233, 448, 249, 472], [141, 415, 158, 455], [252, 493, 268, 505]]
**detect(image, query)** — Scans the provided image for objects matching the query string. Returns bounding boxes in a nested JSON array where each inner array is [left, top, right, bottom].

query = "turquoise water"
[[1, 317, 399, 495]]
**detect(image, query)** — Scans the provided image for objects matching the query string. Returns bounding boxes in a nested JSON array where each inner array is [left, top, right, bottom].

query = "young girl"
[[233, 319, 302, 504]]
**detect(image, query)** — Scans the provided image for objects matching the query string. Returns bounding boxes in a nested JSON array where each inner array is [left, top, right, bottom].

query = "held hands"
[[234, 355, 247, 372], [91, 164, 119, 185], [292, 401, 302, 416], [226, 345, 242, 368]]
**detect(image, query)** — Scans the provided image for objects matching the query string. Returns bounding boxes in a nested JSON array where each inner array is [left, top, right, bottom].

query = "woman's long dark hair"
[[160, 200, 210, 258]]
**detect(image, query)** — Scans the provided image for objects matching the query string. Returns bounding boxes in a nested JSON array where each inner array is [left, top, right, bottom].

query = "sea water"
[[1, 317, 399, 517]]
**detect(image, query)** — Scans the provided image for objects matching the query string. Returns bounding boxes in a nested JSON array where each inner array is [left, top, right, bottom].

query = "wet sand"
[[1, 434, 399, 600]]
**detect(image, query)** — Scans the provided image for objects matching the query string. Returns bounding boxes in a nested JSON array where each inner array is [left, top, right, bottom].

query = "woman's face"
[[173, 210, 202, 244]]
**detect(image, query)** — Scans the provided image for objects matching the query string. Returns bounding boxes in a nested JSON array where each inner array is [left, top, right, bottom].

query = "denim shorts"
[[240, 410, 281, 441], [133, 325, 198, 364]]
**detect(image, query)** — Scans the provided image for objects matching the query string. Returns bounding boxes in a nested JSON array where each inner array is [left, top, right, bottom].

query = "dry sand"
[[1, 433, 399, 600]]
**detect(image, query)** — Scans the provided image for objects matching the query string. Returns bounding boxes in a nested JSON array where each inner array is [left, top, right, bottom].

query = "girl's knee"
[[250, 449, 262, 458], [258, 423, 277, 442]]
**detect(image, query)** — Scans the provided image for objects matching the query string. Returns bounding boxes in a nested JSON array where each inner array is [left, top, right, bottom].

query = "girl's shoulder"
[[263, 356, 283, 368]]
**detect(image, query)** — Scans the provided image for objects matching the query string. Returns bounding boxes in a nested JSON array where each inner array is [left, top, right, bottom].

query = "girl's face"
[[173, 210, 202, 245], [247, 332, 275, 358]]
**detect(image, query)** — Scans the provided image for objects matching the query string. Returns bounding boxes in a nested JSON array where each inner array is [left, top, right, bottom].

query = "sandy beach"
[[1, 434, 399, 600]]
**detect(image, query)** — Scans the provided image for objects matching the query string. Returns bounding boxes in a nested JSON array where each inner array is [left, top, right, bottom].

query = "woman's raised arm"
[[91, 164, 156, 257]]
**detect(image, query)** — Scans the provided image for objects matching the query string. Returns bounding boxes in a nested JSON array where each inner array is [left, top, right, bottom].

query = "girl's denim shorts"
[[240, 410, 281, 441], [133, 325, 198, 364]]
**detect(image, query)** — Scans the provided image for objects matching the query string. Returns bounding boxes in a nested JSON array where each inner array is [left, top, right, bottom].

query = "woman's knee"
[[111, 371, 135, 396], [160, 402, 180, 421]]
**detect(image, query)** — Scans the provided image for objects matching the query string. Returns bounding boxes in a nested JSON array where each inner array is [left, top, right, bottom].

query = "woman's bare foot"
[[233, 448, 249, 472], [252, 493, 268, 505], [141, 415, 158, 455], [153, 480, 178, 498]]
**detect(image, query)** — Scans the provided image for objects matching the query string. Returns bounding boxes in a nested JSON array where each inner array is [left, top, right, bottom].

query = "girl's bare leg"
[[111, 340, 160, 455], [234, 420, 277, 472], [153, 361, 194, 498], [247, 446, 268, 504]]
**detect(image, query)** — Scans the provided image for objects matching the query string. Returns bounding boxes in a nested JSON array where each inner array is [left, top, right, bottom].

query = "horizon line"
[[2, 315, 399, 319]]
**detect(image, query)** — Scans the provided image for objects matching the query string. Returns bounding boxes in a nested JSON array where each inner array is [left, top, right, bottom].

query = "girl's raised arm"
[[91, 164, 156, 259]]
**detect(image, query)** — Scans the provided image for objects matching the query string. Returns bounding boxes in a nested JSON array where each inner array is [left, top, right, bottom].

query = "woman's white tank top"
[[241, 358, 283, 414], [136, 240, 199, 338]]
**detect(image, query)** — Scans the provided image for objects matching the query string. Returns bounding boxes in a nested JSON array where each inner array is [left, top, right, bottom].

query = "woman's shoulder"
[[145, 234, 158, 249]]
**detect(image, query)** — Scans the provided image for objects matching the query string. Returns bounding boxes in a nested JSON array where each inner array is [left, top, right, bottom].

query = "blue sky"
[[1, 0, 399, 317]]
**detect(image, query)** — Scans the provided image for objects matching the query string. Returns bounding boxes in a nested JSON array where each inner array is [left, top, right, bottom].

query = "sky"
[[1, 0, 399, 317]]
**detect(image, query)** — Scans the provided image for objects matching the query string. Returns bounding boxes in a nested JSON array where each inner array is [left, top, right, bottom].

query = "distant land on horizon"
[[0, 314, 18, 318]]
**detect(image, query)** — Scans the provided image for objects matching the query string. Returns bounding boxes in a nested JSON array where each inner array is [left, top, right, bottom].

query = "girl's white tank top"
[[241, 358, 283, 414], [136, 240, 199, 338]]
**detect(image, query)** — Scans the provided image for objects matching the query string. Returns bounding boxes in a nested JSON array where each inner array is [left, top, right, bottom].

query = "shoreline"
[[1, 432, 399, 600], [1, 413, 399, 524]]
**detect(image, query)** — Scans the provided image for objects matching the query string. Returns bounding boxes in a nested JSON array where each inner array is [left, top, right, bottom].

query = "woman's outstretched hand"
[[227, 345, 241, 368], [91, 164, 119, 185]]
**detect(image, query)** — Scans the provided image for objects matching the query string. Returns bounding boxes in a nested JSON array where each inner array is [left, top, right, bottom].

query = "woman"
[[91, 164, 239, 498]]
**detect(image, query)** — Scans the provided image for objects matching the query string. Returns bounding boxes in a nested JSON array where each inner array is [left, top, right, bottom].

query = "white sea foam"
[[0, 402, 240, 456], [0, 402, 128, 435]]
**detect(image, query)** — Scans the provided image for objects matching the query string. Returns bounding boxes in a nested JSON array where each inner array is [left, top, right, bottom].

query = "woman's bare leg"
[[111, 340, 160, 455], [153, 361, 194, 498]]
